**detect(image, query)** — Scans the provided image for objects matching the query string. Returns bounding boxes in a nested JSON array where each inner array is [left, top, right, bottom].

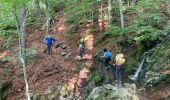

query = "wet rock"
[[87, 83, 139, 100]]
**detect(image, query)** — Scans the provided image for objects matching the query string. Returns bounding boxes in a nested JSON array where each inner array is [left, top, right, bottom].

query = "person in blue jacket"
[[102, 48, 111, 70], [43, 35, 56, 55]]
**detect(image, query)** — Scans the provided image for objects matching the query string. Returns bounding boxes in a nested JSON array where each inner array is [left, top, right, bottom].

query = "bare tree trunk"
[[34, 0, 41, 23], [45, 0, 50, 35], [13, 1, 31, 100], [108, 0, 112, 23], [131, 0, 138, 5], [118, 0, 124, 28], [19, 6, 31, 100], [100, 1, 104, 32]]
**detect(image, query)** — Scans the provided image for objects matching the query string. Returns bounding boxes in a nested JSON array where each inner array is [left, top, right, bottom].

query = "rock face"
[[87, 83, 139, 100]]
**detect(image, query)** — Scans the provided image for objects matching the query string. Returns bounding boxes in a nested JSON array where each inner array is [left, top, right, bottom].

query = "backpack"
[[117, 54, 126, 65], [79, 44, 85, 52]]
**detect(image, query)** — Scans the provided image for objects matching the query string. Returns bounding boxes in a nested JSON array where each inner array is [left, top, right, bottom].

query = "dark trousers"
[[47, 44, 52, 54], [104, 57, 111, 69], [115, 65, 124, 83], [79, 50, 85, 58]]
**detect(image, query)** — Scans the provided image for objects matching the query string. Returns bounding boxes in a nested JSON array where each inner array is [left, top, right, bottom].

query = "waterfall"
[[130, 52, 148, 81]]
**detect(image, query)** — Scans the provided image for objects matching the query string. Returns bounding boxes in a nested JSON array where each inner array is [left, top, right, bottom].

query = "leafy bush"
[[66, 25, 76, 35], [25, 46, 37, 61], [96, 25, 126, 44], [88, 71, 102, 85]]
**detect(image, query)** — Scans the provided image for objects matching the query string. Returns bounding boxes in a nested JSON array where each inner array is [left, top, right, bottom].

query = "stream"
[[130, 52, 149, 81]]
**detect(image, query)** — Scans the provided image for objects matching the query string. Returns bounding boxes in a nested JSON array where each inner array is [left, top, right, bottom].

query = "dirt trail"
[[5, 11, 170, 100], [7, 12, 81, 100]]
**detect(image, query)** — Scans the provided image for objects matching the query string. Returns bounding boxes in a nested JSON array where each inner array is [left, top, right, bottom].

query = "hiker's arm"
[[113, 57, 118, 66], [101, 53, 105, 58], [53, 37, 57, 41]]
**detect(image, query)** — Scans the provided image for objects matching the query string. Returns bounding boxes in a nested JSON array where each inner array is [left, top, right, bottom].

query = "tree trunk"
[[34, 0, 41, 24], [131, 0, 138, 5], [13, 2, 31, 100], [45, 0, 50, 35], [108, 0, 112, 23], [19, 6, 31, 100], [100, 1, 104, 32], [118, 0, 124, 28]]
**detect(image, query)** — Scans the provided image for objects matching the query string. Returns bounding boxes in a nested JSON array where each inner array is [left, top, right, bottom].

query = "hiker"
[[102, 48, 111, 70], [113, 53, 126, 84], [79, 43, 86, 59], [43, 35, 56, 55]]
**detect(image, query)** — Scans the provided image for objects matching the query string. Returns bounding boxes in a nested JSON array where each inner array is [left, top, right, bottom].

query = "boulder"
[[87, 83, 139, 100], [55, 42, 63, 48], [144, 71, 164, 88], [61, 52, 67, 56], [61, 44, 67, 49]]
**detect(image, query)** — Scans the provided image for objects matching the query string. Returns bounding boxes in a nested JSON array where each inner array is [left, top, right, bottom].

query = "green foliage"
[[145, 40, 170, 72], [96, 25, 126, 44], [55, 0, 65, 12], [3, 36, 16, 49], [88, 71, 102, 85], [3, 68, 13, 77], [25, 46, 37, 61], [125, 57, 137, 73], [125, 0, 168, 43], [66, 25, 76, 35], [0, 81, 10, 100], [2, 56, 11, 64]]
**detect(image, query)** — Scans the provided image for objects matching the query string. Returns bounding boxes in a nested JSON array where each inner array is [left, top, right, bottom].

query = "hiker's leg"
[[121, 67, 125, 84], [50, 44, 52, 54], [115, 66, 120, 82], [108, 57, 111, 68], [48, 44, 52, 54], [104, 58, 109, 69], [119, 66, 124, 84], [80, 51, 83, 58], [82, 51, 85, 59]]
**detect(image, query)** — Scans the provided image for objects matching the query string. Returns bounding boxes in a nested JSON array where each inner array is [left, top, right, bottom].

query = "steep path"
[[7, 12, 82, 100]]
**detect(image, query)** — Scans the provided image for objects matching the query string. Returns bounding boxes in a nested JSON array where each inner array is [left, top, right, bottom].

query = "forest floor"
[[0, 11, 169, 100]]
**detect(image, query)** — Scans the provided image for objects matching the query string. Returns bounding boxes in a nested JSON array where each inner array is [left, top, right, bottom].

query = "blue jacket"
[[44, 36, 56, 45], [104, 51, 111, 58]]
